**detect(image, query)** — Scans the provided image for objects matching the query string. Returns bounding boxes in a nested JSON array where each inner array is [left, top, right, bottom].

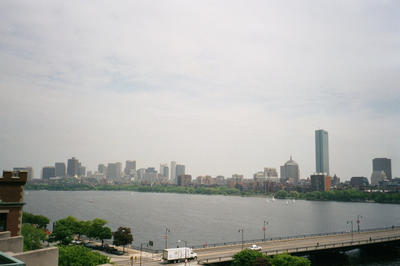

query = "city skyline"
[[1, 1, 399, 180]]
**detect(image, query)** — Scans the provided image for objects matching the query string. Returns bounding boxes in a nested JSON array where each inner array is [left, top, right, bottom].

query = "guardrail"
[[192, 225, 400, 250], [197, 234, 400, 264]]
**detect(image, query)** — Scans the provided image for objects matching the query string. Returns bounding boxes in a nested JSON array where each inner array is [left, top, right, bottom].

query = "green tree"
[[50, 216, 79, 245], [21, 223, 47, 251], [275, 190, 288, 199], [232, 249, 266, 266], [58, 245, 110, 266], [22, 212, 50, 229], [270, 253, 310, 266], [113, 227, 133, 252], [88, 218, 112, 246]]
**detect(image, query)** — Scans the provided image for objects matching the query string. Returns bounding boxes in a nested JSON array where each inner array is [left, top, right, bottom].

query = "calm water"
[[24, 190, 400, 251]]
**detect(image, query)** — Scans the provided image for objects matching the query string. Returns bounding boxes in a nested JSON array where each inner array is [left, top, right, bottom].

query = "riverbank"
[[25, 183, 400, 204]]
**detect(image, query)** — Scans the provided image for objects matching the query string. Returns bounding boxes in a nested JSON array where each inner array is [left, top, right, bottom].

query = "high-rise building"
[[371, 170, 387, 186], [124, 160, 136, 176], [98, 164, 107, 175], [372, 158, 392, 180], [78, 166, 86, 177], [160, 164, 169, 179], [54, 162, 66, 177], [13, 167, 34, 181], [176, 164, 185, 179], [264, 167, 279, 182], [42, 166, 56, 180], [67, 157, 79, 177], [106, 162, 122, 180], [280, 156, 300, 183], [315, 129, 329, 175], [177, 175, 192, 187], [170, 161, 176, 180]]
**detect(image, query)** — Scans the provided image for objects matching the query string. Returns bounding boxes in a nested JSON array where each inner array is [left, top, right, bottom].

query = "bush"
[[21, 224, 47, 251], [58, 245, 110, 266]]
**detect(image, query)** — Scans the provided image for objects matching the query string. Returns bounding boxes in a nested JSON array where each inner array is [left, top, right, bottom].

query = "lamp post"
[[347, 220, 354, 241], [263, 221, 269, 241], [356, 215, 363, 232], [165, 227, 170, 249], [140, 243, 143, 266], [238, 228, 244, 250], [177, 240, 188, 266]]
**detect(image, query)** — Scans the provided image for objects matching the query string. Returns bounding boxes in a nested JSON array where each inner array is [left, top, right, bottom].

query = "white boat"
[[286, 200, 289, 205]]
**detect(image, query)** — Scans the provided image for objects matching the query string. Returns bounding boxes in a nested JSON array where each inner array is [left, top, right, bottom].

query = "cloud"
[[0, 0, 399, 179]]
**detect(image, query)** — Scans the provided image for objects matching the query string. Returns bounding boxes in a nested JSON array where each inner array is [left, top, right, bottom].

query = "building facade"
[[175, 164, 185, 179], [54, 162, 66, 178], [373, 158, 392, 180], [280, 156, 300, 183], [42, 167, 55, 180], [310, 174, 331, 191], [170, 161, 176, 181], [67, 157, 79, 177], [315, 129, 329, 175], [124, 160, 136, 176], [13, 167, 33, 181]]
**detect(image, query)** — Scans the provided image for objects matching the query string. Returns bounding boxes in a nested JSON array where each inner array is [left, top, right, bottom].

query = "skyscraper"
[[106, 162, 122, 180], [176, 164, 185, 178], [315, 129, 329, 175], [42, 166, 55, 180], [124, 160, 136, 176], [55, 162, 66, 177], [160, 164, 169, 179], [170, 161, 176, 180], [67, 157, 79, 177], [372, 158, 392, 180]]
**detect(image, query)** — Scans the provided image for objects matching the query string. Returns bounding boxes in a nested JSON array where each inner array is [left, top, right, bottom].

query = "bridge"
[[194, 226, 400, 264]]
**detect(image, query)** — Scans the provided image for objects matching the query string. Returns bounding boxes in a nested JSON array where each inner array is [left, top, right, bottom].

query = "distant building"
[[54, 162, 66, 177], [280, 156, 300, 183], [176, 164, 185, 179], [106, 163, 122, 180], [78, 166, 86, 177], [170, 161, 176, 181], [177, 175, 192, 186], [13, 167, 34, 181], [264, 168, 279, 182], [315, 129, 329, 175], [67, 157, 79, 177], [371, 170, 387, 186], [159, 164, 169, 179], [331, 174, 341, 187], [372, 158, 392, 180], [98, 164, 107, 175], [124, 160, 136, 176], [144, 167, 158, 183], [310, 174, 331, 191], [137, 168, 146, 180], [350, 176, 369, 189], [42, 166, 56, 180]]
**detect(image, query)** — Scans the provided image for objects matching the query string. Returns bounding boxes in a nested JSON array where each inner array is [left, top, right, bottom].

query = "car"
[[248, 244, 262, 251]]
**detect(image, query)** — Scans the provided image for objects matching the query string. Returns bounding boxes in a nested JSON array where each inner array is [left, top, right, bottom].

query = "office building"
[[78, 166, 86, 177], [160, 164, 169, 178], [106, 162, 122, 180], [371, 170, 387, 186], [124, 160, 136, 176], [350, 176, 369, 189], [176, 164, 185, 179], [315, 129, 329, 175], [310, 174, 331, 191], [98, 164, 107, 175], [67, 157, 79, 177], [54, 162, 66, 177], [280, 156, 300, 183], [373, 158, 392, 180], [42, 166, 56, 180], [177, 175, 192, 187], [264, 167, 279, 182], [170, 161, 176, 180], [13, 167, 33, 181], [144, 167, 158, 183]]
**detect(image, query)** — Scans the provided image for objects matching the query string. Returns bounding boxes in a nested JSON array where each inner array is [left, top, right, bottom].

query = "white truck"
[[162, 247, 198, 263]]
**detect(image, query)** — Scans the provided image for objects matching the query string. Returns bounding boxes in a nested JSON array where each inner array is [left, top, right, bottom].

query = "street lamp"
[[177, 240, 188, 266], [347, 220, 354, 241], [263, 221, 269, 241], [165, 227, 170, 249], [356, 215, 363, 232], [238, 228, 244, 250]]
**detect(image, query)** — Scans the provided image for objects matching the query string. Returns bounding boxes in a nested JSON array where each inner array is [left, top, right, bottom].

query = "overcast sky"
[[1, 0, 399, 180]]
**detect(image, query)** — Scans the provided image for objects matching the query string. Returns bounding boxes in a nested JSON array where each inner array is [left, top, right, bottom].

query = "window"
[[0, 213, 7, 232]]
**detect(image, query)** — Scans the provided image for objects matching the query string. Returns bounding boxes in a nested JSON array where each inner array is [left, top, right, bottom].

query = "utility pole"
[[165, 227, 170, 249], [263, 221, 269, 241], [357, 215, 363, 232], [238, 228, 244, 250]]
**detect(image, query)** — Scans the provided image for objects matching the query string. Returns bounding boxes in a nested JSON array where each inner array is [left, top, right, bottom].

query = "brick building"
[[310, 174, 331, 192], [0, 171, 27, 236]]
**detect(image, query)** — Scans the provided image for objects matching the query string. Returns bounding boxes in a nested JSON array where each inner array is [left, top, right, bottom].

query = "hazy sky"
[[1, 0, 399, 180]]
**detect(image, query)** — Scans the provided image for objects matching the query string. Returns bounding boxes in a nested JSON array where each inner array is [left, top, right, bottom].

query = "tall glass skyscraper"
[[315, 129, 329, 175]]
